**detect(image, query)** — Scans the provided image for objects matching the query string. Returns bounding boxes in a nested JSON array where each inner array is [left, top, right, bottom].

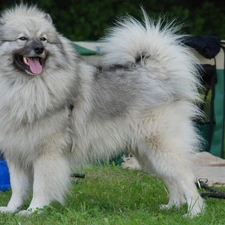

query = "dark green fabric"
[[72, 43, 97, 55], [198, 67, 225, 158], [210, 69, 225, 157]]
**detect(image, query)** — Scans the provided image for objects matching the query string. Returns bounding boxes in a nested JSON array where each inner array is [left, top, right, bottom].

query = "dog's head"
[[13, 35, 48, 75], [0, 4, 61, 75]]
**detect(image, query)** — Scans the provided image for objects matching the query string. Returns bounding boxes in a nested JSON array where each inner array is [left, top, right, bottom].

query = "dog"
[[0, 4, 205, 217]]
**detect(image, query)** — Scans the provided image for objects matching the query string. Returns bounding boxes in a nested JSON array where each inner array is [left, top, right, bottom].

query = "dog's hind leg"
[[164, 167, 205, 218], [137, 149, 205, 217], [0, 161, 32, 214], [137, 104, 205, 217], [160, 177, 186, 209]]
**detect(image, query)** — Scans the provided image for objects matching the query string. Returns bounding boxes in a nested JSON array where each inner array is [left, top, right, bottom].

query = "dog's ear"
[[44, 14, 52, 24]]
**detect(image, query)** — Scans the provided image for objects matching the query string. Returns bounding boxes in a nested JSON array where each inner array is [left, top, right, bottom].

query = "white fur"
[[0, 5, 205, 217]]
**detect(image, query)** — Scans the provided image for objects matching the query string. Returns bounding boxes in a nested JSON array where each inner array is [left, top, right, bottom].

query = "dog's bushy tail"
[[101, 9, 201, 102]]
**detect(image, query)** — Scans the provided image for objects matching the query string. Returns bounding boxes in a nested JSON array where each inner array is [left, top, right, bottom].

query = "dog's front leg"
[[18, 152, 71, 216], [0, 161, 31, 214]]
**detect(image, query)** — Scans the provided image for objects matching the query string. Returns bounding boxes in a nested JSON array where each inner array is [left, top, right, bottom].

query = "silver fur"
[[0, 5, 205, 217]]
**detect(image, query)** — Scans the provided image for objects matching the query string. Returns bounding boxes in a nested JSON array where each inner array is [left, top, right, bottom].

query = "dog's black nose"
[[32, 42, 44, 55], [34, 46, 44, 55]]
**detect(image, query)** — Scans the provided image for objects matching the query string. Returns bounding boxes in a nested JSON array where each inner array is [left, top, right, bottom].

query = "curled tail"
[[101, 9, 201, 102]]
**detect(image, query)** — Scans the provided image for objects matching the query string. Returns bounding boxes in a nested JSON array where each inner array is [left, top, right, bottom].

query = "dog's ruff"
[[0, 5, 205, 217]]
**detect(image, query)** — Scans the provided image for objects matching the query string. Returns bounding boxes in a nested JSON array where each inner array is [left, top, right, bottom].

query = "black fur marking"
[[97, 64, 136, 72]]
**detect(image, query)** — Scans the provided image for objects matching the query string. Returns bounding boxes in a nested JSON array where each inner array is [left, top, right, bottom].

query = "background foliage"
[[0, 0, 224, 41]]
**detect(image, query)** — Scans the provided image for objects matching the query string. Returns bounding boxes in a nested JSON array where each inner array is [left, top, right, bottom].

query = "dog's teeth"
[[23, 56, 29, 65]]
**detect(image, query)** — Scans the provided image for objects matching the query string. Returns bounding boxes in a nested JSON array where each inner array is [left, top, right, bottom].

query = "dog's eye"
[[40, 37, 47, 42], [18, 36, 28, 41]]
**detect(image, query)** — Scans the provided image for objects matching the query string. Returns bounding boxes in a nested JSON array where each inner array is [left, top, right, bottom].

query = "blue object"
[[0, 160, 11, 191]]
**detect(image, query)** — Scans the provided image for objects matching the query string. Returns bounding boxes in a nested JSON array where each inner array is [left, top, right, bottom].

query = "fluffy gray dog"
[[0, 5, 205, 217]]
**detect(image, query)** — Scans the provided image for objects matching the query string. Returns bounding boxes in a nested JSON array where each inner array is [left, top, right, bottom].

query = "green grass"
[[1, 163, 225, 225]]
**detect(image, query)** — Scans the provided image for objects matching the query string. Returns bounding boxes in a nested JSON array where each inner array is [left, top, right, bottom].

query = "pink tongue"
[[27, 58, 42, 74]]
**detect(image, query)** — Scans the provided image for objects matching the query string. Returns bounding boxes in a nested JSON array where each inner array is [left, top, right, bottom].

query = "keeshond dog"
[[0, 5, 205, 217]]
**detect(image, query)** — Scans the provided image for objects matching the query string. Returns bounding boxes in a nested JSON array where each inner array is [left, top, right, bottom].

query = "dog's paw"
[[16, 208, 44, 217], [160, 200, 185, 210], [184, 197, 206, 218], [0, 206, 18, 214], [183, 212, 201, 218], [16, 209, 33, 217], [160, 204, 172, 210], [184, 203, 206, 218]]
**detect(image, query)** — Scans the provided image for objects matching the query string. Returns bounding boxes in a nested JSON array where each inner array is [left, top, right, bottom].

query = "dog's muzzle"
[[14, 42, 46, 75]]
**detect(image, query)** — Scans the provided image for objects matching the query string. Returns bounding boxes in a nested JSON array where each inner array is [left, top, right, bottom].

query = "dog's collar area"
[[14, 55, 44, 75]]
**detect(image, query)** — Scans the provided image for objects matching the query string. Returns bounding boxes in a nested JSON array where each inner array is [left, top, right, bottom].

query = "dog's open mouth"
[[15, 55, 44, 75]]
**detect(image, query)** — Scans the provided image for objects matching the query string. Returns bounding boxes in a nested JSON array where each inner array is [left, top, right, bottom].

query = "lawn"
[[0, 163, 225, 225]]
